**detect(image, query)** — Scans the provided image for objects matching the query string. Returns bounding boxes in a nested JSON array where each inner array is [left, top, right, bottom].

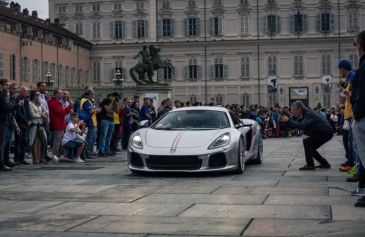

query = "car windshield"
[[152, 110, 230, 130]]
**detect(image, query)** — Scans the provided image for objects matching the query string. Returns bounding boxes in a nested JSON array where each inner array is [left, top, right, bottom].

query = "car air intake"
[[130, 152, 144, 167], [208, 152, 227, 168], [147, 155, 202, 170]]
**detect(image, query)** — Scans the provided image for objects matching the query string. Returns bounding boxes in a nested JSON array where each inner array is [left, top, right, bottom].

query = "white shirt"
[[62, 122, 80, 145]]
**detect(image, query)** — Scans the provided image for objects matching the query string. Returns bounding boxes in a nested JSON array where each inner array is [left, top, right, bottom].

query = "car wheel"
[[235, 138, 246, 174], [252, 138, 263, 165]]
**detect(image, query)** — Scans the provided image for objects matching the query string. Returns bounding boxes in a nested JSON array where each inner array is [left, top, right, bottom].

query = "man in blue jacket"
[[280, 100, 333, 170]]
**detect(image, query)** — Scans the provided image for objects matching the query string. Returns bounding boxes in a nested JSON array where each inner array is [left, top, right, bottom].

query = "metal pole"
[[204, 0, 208, 104], [256, 0, 261, 105]]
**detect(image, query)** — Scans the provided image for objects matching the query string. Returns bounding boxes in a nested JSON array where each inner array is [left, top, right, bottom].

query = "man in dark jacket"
[[280, 100, 333, 170], [0, 79, 23, 171]]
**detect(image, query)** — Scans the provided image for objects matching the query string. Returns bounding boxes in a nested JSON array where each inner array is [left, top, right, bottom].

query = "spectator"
[[98, 98, 115, 157], [122, 98, 133, 150], [140, 98, 152, 124], [62, 113, 86, 163], [110, 92, 121, 152]]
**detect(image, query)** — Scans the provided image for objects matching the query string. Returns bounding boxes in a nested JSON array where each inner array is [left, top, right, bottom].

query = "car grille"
[[146, 155, 202, 170]]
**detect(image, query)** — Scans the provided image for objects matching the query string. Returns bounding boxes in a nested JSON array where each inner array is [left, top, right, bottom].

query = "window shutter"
[[330, 13, 335, 32], [184, 66, 188, 79], [209, 17, 213, 35], [157, 19, 162, 37], [144, 20, 148, 38], [171, 19, 175, 37], [289, 15, 294, 33], [223, 65, 228, 78], [132, 20, 137, 38], [184, 18, 188, 37], [197, 65, 202, 79], [218, 16, 223, 35], [110, 21, 115, 39], [303, 15, 308, 32], [122, 21, 126, 38], [210, 65, 215, 79], [262, 16, 267, 33], [354, 13, 358, 31], [316, 14, 321, 32], [276, 16, 281, 33], [196, 18, 201, 36], [172, 67, 176, 80]]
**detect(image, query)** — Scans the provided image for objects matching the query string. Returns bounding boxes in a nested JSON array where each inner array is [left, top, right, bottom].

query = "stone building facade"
[[48, 0, 363, 107], [0, 1, 92, 90]]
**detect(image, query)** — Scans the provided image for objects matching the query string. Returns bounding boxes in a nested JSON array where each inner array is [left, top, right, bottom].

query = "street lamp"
[[113, 68, 124, 94], [45, 71, 54, 87]]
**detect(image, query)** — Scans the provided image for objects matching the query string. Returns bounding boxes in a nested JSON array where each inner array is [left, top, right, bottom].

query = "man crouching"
[[280, 100, 333, 170]]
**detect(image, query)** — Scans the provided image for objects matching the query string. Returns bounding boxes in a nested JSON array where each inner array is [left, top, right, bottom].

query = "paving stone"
[[332, 205, 365, 220], [1, 184, 118, 193], [249, 187, 328, 196], [0, 200, 62, 213], [243, 219, 365, 236], [41, 202, 191, 216], [72, 215, 250, 236], [0, 213, 96, 232], [0, 231, 144, 237], [265, 195, 358, 205], [179, 204, 331, 219], [136, 193, 267, 205], [277, 180, 357, 188]]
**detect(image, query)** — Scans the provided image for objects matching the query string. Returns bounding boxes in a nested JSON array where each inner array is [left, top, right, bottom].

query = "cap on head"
[[338, 60, 352, 71]]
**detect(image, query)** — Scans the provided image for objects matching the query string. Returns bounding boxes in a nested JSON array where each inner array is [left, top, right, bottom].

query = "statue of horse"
[[129, 45, 175, 85]]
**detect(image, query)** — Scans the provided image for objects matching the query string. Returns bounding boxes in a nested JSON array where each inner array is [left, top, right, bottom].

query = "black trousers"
[[14, 127, 28, 163], [303, 134, 332, 166]]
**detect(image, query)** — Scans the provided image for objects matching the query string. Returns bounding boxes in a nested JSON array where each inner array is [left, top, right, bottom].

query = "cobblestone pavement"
[[0, 136, 364, 237]]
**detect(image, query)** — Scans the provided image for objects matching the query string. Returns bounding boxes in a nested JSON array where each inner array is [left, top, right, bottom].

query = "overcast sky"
[[15, 0, 49, 19]]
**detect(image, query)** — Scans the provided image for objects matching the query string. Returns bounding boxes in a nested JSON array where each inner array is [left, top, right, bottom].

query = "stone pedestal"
[[135, 83, 172, 107]]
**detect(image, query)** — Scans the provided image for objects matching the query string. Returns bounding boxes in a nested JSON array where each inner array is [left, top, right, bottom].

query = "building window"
[[317, 13, 334, 33], [92, 4, 100, 12], [160, 19, 174, 37], [268, 93, 278, 108], [294, 55, 304, 77], [211, 57, 227, 80], [113, 21, 126, 39], [241, 56, 250, 79], [190, 95, 197, 104], [162, 0, 170, 9], [162, 60, 174, 81], [289, 13, 307, 33], [264, 15, 280, 34], [75, 22, 83, 35], [209, 16, 223, 36], [240, 15, 249, 34], [58, 5, 66, 13], [242, 94, 250, 108], [216, 94, 224, 105], [348, 12, 359, 33], [10, 54, 16, 80], [240, 0, 249, 6], [213, 0, 223, 7], [65, 66, 70, 87], [268, 55, 277, 76], [0, 51, 4, 78], [323, 93, 331, 109], [136, 1, 144, 11], [114, 1, 122, 11], [92, 21, 101, 40], [321, 54, 331, 75], [185, 17, 200, 37], [33, 59, 40, 82], [134, 20, 148, 39], [349, 54, 359, 69], [188, 0, 196, 7], [75, 5, 83, 13], [185, 59, 200, 80], [22, 57, 30, 81], [92, 61, 101, 82], [71, 67, 76, 86], [43, 61, 48, 80]]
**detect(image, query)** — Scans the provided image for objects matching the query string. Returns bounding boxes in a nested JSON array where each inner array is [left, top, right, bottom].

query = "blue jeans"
[[4, 126, 14, 163], [98, 120, 114, 154], [85, 126, 96, 154]]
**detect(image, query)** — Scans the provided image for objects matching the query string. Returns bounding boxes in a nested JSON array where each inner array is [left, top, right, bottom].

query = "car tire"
[[252, 138, 263, 165], [234, 138, 245, 174]]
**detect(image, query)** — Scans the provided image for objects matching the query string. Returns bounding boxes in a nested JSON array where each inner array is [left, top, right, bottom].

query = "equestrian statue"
[[129, 45, 175, 84]]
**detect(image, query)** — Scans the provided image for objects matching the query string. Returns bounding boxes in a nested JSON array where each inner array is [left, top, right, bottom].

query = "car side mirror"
[[234, 123, 244, 129], [139, 120, 150, 128]]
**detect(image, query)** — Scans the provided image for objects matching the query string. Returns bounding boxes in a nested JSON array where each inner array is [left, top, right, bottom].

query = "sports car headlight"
[[131, 134, 143, 149], [208, 133, 231, 149]]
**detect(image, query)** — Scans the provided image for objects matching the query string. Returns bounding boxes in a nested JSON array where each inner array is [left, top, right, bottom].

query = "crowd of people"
[[0, 31, 364, 207]]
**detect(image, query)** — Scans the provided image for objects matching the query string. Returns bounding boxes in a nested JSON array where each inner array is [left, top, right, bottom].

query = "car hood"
[[144, 129, 226, 148]]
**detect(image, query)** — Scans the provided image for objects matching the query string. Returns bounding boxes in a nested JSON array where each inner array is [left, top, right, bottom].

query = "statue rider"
[[134, 45, 154, 76]]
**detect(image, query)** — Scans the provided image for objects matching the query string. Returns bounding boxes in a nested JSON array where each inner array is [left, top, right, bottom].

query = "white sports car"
[[128, 106, 263, 173]]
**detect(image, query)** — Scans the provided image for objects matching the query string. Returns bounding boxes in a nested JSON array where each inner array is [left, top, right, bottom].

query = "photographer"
[[280, 100, 333, 170]]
